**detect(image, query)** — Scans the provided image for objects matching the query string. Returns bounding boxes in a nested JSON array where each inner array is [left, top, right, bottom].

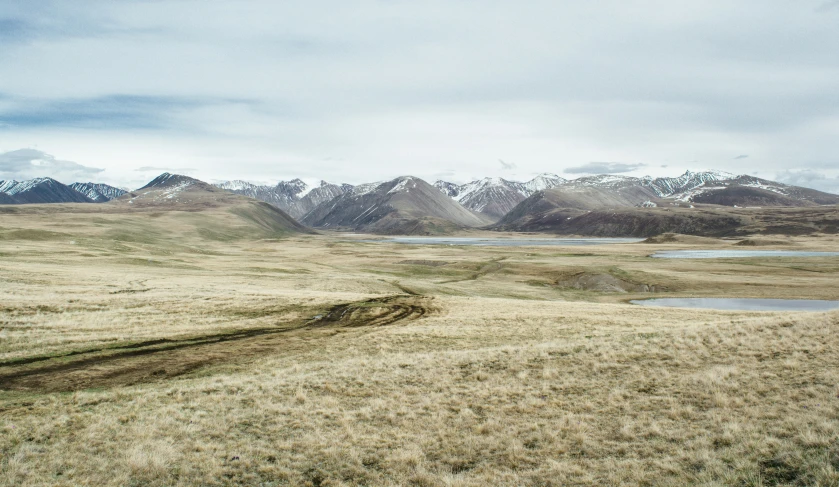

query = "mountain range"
[[214, 179, 352, 219], [302, 176, 493, 234], [493, 171, 839, 236], [2, 169, 838, 237], [433, 173, 567, 220], [0, 178, 126, 205]]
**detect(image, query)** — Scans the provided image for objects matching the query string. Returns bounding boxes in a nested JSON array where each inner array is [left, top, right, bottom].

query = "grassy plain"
[[1, 205, 838, 486]]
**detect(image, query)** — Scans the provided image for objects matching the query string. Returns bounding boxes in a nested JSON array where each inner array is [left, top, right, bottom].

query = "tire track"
[[0, 295, 434, 393]]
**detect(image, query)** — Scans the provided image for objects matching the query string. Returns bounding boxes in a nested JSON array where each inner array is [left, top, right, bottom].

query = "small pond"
[[631, 298, 839, 312], [652, 250, 839, 259], [359, 237, 644, 247]]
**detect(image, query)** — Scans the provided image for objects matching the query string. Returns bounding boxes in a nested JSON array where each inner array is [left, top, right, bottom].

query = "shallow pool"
[[630, 298, 839, 312], [360, 237, 644, 247], [651, 250, 839, 259]]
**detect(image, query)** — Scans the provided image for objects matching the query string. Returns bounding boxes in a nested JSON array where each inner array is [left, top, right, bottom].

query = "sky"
[[1, 1, 838, 193]]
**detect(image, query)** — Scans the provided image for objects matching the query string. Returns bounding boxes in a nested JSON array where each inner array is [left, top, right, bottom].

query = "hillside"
[[303, 176, 492, 234], [495, 203, 839, 237]]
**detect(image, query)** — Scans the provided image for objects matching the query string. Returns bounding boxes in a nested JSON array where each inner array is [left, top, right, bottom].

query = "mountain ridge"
[[215, 179, 352, 219], [493, 171, 839, 236], [302, 176, 492, 234]]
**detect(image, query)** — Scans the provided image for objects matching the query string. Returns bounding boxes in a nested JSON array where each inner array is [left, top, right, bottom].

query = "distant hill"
[[302, 176, 492, 234], [215, 179, 352, 219]]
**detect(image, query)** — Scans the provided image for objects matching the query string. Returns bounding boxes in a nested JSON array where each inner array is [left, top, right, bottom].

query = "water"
[[652, 250, 839, 259], [358, 237, 644, 247], [631, 298, 839, 312]]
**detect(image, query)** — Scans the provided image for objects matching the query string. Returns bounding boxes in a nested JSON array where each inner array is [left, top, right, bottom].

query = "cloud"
[[0, 149, 103, 183], [774, 169, 839, 194], [136, 166, 197, 173], [499, 159, 517, 171], [734, 155, 749, 159], [0, 95, 255, 131], [816, 1, 839, 12], [564, 162, 646, 174], [0, 2, 838, 185]]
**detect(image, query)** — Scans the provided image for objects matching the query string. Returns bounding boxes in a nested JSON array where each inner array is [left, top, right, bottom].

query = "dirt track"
[[0, 295, 434, 393]]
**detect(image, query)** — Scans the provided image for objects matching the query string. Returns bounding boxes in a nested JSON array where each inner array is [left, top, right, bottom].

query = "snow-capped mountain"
[[666, 174, 839, 206], [494, 170, 839, 235], [453, 177, 529, 220], [216, 180, 299, 209], [215, 179, 353, 219], [433, 180, 460, 198], [561, 174, 648, 190], [648, 170, 735, 197], [552, 170, 737, 200], [434, 173, 567, 220], [69, 182, 127, 202], [522, 173, 567, 193], [303, 176, 492, 234], [0, 178, 94, 204], [139, 173, 200, 190]]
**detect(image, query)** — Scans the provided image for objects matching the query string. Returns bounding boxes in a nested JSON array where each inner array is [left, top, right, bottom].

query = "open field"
[[1, 206, 838, 486]]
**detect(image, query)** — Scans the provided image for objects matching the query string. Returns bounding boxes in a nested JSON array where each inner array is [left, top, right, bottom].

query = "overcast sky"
[[1, 1, 838, 192]]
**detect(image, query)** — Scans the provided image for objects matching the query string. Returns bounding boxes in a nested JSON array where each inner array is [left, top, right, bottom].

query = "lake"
[[631, 298, 839, 312], [360, 237, 644, 247], [651, 250, 839, 259]]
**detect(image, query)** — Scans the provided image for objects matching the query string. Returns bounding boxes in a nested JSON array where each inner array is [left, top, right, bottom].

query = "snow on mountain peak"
[[523, 173, 566, 192], [352, 181, 384, 197], [217, 180, 258, 191], [0, 177, 61, 195], [387, 176, 419, 194]]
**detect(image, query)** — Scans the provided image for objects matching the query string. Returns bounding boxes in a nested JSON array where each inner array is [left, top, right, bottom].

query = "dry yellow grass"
[[1, 205, 838, 486]]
